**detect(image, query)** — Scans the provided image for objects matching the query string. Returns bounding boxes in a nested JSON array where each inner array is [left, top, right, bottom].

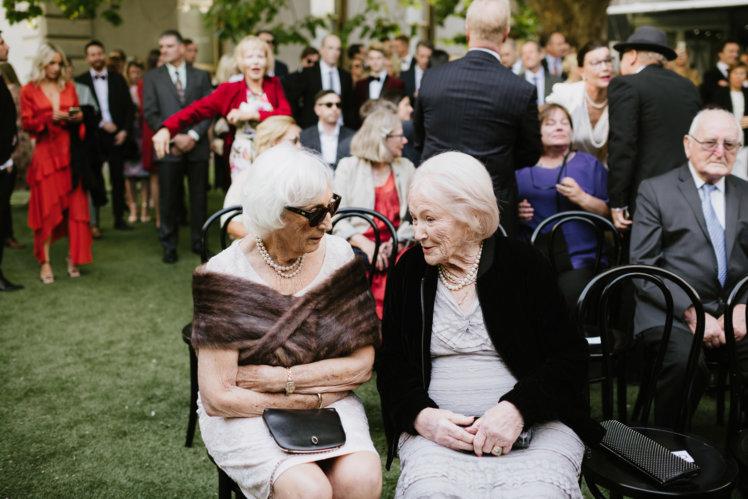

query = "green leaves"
[[3, 0, 122, 25]]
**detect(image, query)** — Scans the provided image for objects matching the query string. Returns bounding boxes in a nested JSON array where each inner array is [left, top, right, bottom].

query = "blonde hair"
[[367, 41, 390, 58], [465, 0, 511, 45], [29, 42, 69, 90], [409, 151, 500, 241], [350, 109, 400, 164], [234, 35, 274, 77], [215, 54, 240, 84], [253, 115, 297, 159]]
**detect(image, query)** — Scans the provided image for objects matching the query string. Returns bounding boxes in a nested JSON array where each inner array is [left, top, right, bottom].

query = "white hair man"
[[630, 108, 748, 428]]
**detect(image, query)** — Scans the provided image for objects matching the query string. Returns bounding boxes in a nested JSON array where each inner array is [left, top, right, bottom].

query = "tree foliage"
[[526, 0, 609, 46], [3, 0, 122, 25]]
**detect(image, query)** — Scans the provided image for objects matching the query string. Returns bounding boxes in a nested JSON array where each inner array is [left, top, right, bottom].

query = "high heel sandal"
[[40, 262, 54, 284], [66, 256, 80, 278]]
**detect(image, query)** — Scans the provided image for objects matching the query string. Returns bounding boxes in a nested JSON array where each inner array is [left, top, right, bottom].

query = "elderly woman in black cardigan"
[[376, 151, 603, 498]]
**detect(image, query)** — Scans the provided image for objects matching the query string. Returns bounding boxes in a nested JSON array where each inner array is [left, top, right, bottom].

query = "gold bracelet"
[[285, 367, 295, 395], [316, 393, 323, 409]]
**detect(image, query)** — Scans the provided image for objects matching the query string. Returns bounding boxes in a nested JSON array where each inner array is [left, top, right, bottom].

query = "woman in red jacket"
[[152, 35, 291, 179]]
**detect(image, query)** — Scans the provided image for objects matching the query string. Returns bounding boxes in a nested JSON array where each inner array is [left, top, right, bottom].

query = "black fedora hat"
[[613, 26, 676, 61]]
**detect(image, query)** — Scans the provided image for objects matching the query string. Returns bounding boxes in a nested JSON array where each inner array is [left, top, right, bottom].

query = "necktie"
[[328, 70, 335, 92], [175, 73, 186, 106], [553, 58, 559, 76], [533, 75, 542, 106], [700, 183, 727, 287]]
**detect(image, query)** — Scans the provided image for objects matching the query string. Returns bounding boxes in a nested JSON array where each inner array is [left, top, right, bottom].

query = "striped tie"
[[700, 183, 727, 287], [175, 73, 186, 106]]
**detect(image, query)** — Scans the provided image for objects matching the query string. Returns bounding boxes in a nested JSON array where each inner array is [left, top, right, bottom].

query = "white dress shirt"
[[717, 61, 730, 79], [318, 121, 340, 165], [545, 54, 563, 77], [524, 68, 545, 106], [320, 60, 341, 95], [90, 68, 113, 124], [689, 162, 726, 229], [400, 54, 413, 72], [414, 65, 425, 93], [368, 70, 387, 99]]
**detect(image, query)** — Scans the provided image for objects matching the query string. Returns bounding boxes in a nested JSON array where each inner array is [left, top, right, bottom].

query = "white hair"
[[688, 108, 743, 146], [409, 151, 500, 241], [242, 144, 332, 237]]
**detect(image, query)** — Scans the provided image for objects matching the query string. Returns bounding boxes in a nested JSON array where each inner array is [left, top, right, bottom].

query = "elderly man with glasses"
[[630, 108, 748, 429]]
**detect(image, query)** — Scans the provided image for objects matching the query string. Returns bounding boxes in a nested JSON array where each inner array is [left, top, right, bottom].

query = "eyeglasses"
[[688, 134, 740, 153], [285, 193, 341, 227], [387, 133, 406, 140], [587, 57, 613, 68], [317, 101, 342, 108]]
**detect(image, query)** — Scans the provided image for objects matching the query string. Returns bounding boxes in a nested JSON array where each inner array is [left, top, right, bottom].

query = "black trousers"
[[638, 326, 748, 428], [157, 159, 208, 252], [0, 167, 13, 267], [2, 165, 16, 240], [97, 132, 126, 223]]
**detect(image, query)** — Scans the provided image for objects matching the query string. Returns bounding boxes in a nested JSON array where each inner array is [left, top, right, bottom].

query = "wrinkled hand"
[[414, 408, 475, 451], [236, 364, 285, 392], [226, 108, 260, 125], [173, 133, 196, 153], [518, 199, 534, 222], [375, 240, 394, 271], [470, 401, 524, 457], [718, 304, 747, 343], [113, 130, 127, 146], [557, 177, 587, 206], [152, 128, 172, 159], [685, 306, 725, 348], [611, 209, 632, 231], [101, 121, 117, 133]]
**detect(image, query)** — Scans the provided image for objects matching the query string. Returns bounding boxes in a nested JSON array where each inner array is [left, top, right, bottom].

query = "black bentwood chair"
[[332, 207, 398, 283], [182, 205, 243, 448], [578, 265, 738, 498], [724, 276, 748, 483]]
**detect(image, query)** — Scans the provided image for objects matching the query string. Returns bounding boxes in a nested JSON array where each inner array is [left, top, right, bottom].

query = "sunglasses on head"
[[318, 101, 342, 108], [285, 193, 341, 227]]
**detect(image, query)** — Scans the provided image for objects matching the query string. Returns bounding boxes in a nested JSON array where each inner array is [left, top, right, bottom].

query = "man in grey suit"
[[631, 108, 748, 428], [300, 90, 354, 169], [143, 30, 212, 263], [518, 40, 561, 106]]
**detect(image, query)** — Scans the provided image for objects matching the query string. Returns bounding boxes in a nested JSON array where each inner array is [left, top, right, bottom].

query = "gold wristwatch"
[[285, 367, 295, 395]]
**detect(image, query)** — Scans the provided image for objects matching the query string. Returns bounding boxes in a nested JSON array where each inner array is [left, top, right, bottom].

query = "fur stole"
[[191, 258, 380, 366]]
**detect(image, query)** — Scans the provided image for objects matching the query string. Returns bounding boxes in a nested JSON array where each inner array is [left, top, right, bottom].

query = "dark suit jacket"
[[630, 164, 748, 334], [274, 60, 289, 78], [142, 64, 213, 163], [282, 63, 356, 129], [0, 77, 17, 165], [299, 124, 354, 167], [701, 66, 728, 105], [413, 50, 542, 234], [400, 66, 419, 103], [518, 67, 563, 100], [607, 65, 701, 211], [354, 74, 406, 111], [74, 69, 134, 136], [708, 86, 748, 144]]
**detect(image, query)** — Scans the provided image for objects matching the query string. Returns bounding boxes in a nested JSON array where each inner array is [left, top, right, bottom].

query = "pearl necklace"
[[584, 88, 608, 109], [437, 242, 483, 291], [256, 237, 305, 278]]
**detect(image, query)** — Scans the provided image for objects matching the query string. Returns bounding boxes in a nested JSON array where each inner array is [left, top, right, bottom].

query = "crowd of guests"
[[2, 0, 748, 495]]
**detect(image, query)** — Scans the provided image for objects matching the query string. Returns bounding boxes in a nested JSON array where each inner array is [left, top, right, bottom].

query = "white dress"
[[396, 281, 585, 499], [546, 80, 608, 165], [196, 234, 379, 498]]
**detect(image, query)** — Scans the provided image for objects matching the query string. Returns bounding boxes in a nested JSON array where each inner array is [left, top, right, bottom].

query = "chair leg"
[[716, 364, 727, 426], [218, 465, 233, 499], [616, 356, 628, 423], [185, 344, 198, 447]]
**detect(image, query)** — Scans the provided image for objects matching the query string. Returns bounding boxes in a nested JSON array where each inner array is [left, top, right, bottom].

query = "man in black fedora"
[[607, 26, 701, 231]]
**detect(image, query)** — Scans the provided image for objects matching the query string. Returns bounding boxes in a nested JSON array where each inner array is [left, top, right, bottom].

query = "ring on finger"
[[491, 445, 503, 456]]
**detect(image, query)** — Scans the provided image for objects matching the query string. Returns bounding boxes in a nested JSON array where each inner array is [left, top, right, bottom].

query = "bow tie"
[[94, 73, 106, 80], [368, 75, 382, 83]]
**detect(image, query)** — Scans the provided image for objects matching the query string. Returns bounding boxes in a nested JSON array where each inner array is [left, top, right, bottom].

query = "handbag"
[[598, 420, 701, 486], [262, 408, 346, 454]]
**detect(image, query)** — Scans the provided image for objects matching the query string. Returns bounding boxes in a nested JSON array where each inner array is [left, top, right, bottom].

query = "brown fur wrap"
[[191, 258, 380, 366]]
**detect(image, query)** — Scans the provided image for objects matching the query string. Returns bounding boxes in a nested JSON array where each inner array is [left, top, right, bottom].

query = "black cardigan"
[[376, 234, 604, 468]]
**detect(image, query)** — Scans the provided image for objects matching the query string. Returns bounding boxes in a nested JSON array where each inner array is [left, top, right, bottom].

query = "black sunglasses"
[[285, 194, 341, 227], [318, 101, 342, 108]]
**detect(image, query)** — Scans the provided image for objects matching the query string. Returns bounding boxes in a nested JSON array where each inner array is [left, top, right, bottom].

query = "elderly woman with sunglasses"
[[516, 103, 609, 308], [333, 109, 415, 317], [191, 144, 382, 499]]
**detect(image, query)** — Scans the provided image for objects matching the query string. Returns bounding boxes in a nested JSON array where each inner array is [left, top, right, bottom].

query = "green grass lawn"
[[0, 188, 736, 498]]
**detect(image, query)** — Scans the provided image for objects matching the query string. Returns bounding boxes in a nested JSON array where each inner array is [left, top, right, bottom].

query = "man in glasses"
[[607, 26, 701, 231], [257, 30, 289, 78], [630, 108, 748, 428], [300, 90, 354, 169]]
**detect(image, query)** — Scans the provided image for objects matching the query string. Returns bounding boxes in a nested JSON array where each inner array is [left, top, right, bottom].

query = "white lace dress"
[[196, 235, 379, 498], [395, 281, 585, 498]]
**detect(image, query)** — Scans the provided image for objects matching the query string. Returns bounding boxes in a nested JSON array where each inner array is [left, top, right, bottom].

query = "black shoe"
[[114, 219, 134, 231], [0, 272, 23, 291], [163, 249, 178, 264]]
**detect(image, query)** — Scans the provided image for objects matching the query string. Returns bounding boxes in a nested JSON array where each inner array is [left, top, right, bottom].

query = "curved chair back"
[[725, 275, 748, 443], [199, 205, 243, 263], [576, 264, 705, 432], [332, 208, 398, 284], [530, 210, 621, 275]]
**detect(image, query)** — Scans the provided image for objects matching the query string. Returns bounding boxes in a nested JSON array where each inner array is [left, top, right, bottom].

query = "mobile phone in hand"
[[68, 107, 81, 117]]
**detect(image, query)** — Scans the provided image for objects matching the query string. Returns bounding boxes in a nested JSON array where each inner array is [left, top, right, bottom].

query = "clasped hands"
[[413, 401, 524, 457], [518, 177, 588, 222], [152, 128, 196, 159], [684, 304, 747, 349]]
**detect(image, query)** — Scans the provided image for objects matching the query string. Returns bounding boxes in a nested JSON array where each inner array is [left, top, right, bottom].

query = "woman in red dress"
[[21, 42, 92, 283], [152, 35, 291, 178], [333, 110, 416, 317]]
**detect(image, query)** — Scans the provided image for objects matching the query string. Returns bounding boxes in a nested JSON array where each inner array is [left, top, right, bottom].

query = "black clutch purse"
[[262, 408, 346, 454], [598, 420, 701, 486]]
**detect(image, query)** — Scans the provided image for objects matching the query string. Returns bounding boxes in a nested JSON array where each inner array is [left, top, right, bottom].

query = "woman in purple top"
[[516, 103, 610, 305]]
